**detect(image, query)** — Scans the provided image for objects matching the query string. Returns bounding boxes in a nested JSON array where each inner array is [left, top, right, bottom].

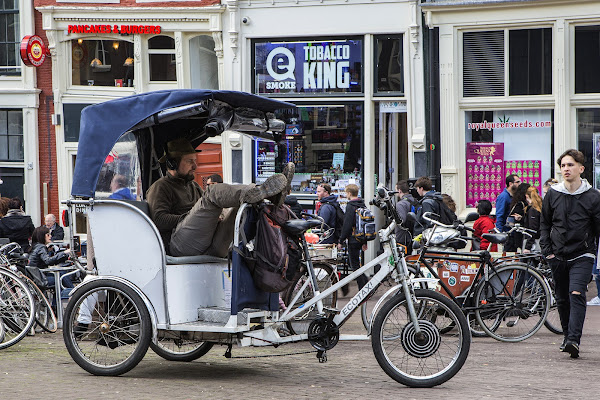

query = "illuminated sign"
[[67, 25, 161, 35], [20, 35, 50, 67]]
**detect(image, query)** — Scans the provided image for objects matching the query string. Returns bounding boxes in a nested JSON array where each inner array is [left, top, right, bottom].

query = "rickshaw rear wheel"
[[63, 279, 152, 376], [150, 333, 213, 362]]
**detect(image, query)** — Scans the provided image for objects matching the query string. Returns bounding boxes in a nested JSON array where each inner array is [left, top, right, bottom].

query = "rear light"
[[62, 209, 70, 227]]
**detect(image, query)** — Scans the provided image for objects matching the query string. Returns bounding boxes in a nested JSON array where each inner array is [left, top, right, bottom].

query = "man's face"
[[316, 185, 329, 200], [44, 216, 54, 228], [416, 186, 426, 197], [395, 186, 403, 198], [560, 155, 584, 183], [175, 153, 197, 181], [508, 177, 522, 193]]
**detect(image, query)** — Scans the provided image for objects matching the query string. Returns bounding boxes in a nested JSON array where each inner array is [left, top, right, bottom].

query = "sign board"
[[380, 101, 407, 113], [20, 35, 50, 67], [254, 39, 363, 95]]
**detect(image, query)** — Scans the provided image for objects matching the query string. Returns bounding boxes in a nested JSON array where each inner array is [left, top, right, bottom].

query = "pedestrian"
[[284, 192, 303, 218], [394, 180, 417, 253], [0, 197, 34, 252], [108, 174, 136, 200], [414, 176, 456, 235], [542, 177, 558, 198], [337, 184, 368, 295], [495, 174, 521, 251], [507, 183, 530, 251], [316, 182, 343, 244], [522, 186, 542, 253], [540, 149, 600, 358], [206, 174, 223, 185], [0, 197, 9, 218], [473, 199, 497, 252]]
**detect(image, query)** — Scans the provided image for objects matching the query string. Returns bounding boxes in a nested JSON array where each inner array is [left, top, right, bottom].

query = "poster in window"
[[466, 143, 504, 208], [504, 160, 542, 195], [595, 165, 600, 190], [594, 132, 600, 164]]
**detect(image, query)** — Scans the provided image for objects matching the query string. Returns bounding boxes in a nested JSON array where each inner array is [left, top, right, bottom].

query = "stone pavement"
[[1, 284, 600, 400]]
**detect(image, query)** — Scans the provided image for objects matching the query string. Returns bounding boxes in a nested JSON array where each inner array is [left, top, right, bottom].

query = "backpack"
[[423, 197, 457, 226], [320, 200, 345, 242], [243, 204, 303, 293], [399, 196, 420, 233], [353, 207, 376, 243]]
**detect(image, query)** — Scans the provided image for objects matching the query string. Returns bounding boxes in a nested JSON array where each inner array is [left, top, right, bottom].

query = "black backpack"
[[239, 204, 303, 293], [399, 196, 420, 233], [423, 197, 457, 226], [320, 200, 344, 242]]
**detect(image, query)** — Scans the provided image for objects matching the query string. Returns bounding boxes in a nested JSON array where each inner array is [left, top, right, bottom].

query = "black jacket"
[[0, 211, 35, 251], [28, 243, 69, 269], [523, 206, 541, 250], [415, 191, 444, 235], [540, 180, 600, 259], [49, 223, 64, 241], [338, 198, 365, 246], [284, 196, 303, 218]]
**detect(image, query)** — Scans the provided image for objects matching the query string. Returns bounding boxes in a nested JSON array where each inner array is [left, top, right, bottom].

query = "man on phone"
[[540, 149, 600, 358]]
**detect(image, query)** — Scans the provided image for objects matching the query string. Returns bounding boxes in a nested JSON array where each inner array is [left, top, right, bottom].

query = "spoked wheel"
[[371, 289, 470, 388], [361, 264, 422, 332], [541, 273, 562, 335], [150, 330, 213, 362], [284, 262, 338, 335], [21, 277, 57, 333], [63, 279, 152, 376], [475, 264, 549, 342], [0, 269, 35, 350]]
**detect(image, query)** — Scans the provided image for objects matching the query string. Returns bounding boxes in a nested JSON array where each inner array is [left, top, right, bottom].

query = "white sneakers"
[[587, 296, 600, 306]]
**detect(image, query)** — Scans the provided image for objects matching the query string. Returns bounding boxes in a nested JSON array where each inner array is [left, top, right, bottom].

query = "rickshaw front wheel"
[[150, 333, 213, 362], [63, 279, 152, 376]]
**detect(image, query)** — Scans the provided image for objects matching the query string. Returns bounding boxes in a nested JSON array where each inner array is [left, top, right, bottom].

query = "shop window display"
[[465, 109, 554, 208], [71, 39, 134, 87], [576, 109, 600, 188], [255, 103, 363, 201]]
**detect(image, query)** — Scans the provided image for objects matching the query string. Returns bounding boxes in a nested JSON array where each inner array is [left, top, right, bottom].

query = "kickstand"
[[224, 343, 232, 358], [317, 350, 327, 363]]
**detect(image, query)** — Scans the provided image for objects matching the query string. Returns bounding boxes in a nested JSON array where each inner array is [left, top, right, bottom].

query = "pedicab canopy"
[[71, 89, 295, 198]]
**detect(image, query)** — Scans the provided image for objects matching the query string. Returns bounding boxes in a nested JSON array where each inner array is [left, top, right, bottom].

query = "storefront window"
[[255, 103, 363, 195], [465, 109, 554, 208], [148, 35, 176, 81], [63, 103, 91, 143], [576, 109, 600, 188], [374, 35, 404, 95], [575, 26, 600, 94], [71, 39, 134, 87], [0, 167, 24, 206], [0, 109, 23, 161], [0, 0, 20, 76]]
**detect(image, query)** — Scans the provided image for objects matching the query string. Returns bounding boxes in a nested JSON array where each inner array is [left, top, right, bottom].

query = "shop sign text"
[[67, 25, 161, 35]]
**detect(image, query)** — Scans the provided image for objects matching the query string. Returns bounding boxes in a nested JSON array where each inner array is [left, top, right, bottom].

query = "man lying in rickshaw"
[[147, 137, 295, 257]]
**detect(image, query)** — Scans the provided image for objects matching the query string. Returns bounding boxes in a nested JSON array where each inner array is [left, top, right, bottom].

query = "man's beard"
[[176, 171, 195, 182]]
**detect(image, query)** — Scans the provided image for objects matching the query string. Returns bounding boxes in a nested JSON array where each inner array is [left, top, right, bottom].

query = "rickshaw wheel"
[[150, 332, 213, 362], [63, 279, 152, 376]]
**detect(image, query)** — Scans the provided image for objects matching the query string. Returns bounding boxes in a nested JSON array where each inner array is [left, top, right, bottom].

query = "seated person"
[[44, 213, 64, 241], [28, 226, 74, 293], [108, 174, 136, 200], [147, 138, 294, 257], [0, 197, 35, 252]]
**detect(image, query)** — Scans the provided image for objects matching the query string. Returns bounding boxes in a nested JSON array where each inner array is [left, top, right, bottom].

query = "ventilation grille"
[[463, 31, 505, 97]]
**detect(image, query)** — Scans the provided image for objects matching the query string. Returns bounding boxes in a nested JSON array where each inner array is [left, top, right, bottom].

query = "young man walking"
[[540, 149, 600, 358]]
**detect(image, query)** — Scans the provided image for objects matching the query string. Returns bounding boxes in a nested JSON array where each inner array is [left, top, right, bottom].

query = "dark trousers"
[[348, 243, 368, 290], [550, 256, 594, 345]]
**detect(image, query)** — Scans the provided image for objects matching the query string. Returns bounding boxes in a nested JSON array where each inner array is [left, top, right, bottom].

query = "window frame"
[[147, 35, 177, 82], [0, 109, 24, 162], [0, 2, 21, 76], [373, 34, 405, 97]]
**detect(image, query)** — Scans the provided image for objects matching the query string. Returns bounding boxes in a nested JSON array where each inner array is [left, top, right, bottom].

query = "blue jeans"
[[550, 256, 594, 344], [44, 271, 74, 301]]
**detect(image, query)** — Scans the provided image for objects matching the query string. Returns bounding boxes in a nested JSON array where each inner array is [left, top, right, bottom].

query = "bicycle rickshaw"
[[61, 89, 470, 387]]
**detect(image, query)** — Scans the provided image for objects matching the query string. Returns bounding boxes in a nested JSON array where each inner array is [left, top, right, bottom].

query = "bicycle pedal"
[[317, 350, 328, 363], [323, 307, 340, 315]]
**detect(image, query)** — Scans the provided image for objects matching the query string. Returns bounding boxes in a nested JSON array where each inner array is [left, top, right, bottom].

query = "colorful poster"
[[466, 143, 505, 208], [504, 160, 542, 195]]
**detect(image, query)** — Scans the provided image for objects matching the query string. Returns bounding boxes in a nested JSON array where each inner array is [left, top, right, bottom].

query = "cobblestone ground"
[[2, 283, 600, 400]]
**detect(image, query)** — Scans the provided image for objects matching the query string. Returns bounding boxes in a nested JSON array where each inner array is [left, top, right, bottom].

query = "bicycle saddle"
[[482, 233, 508, 244], [283, 219, 323, 236]]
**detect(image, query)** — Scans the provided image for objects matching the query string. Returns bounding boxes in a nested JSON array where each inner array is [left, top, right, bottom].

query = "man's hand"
[[362, 243, 368, 252], [523, 249, 531, 254]]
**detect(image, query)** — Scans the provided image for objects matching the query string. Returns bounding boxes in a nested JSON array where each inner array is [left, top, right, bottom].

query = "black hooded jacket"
[[284, 195, 303, 218], [339, 198, 365, 246], [540, 180, 600, 259], [0, 210, 35, 251]]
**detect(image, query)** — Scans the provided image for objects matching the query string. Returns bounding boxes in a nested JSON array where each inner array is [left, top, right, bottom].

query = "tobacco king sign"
[[254, 39, 362, 95]]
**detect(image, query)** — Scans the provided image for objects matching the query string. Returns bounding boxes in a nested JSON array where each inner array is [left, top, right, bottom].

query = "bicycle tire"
[[475, 264, 549, 342], [63, 279, 152, 376], [22, 276, 57, 333], [371, 289, 470, 388], [542, 278, 562, 335], [150, 332, 213, 362], [0, 268, 36, 350], [284, 262, 338, 335]]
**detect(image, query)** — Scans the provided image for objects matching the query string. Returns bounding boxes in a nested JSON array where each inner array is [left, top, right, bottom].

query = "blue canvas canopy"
[[71, 89, 294, 198]]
